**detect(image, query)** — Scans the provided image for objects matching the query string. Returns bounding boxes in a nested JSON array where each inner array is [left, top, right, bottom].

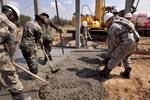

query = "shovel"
[[12, 62, 49, 84], [42, 48, 59, 73]]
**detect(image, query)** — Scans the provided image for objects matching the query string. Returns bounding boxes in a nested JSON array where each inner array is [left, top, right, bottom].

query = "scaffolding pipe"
[[0, 0, 4, 8], [34, 0, 40, 15], [75, 0, 81, 48]]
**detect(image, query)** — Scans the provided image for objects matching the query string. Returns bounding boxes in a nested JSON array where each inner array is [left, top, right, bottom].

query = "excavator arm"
[[124, 0, 138, 15]]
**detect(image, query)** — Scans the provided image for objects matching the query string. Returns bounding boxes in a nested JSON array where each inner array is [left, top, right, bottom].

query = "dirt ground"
[[102, 37, 150, 100]]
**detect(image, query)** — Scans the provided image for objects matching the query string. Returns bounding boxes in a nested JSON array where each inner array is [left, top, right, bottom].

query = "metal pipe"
[[34, 0, 40, 15], [75, 0, 81, 48], [0, 0, 4, 8], [124, 0, 135, 16], [55, 0, 64, 54]]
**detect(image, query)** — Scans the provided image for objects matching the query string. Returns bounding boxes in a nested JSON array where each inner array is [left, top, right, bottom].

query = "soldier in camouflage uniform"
[[100, 13, 140, 79], [19, 15, 44, 75], [0, 4, 24, 100], [40, 12, 64, 65], [80, 21, 92, 47]]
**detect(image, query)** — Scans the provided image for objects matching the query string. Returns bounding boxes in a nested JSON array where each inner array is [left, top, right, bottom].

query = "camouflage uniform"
[[20, 21, 43, 74], [80, 25, 92, 47], [114, 15, 120, 20], [106, 18, 139, 70], [42, 19, 59, 61], [0, 13, 23, 92]]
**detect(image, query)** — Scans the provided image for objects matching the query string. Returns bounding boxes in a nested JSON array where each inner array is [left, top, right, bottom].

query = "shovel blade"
[[51, 68, 59, 73]]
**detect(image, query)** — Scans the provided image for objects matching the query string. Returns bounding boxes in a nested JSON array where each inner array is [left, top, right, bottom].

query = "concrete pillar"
[[0, 0, 5, 7], [34, 0, 40, 15], [124, 0, 135, 16], [75, 0, 81, 48]]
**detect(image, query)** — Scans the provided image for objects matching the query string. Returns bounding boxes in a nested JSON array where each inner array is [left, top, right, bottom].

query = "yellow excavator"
[[67, 0, 142, 40], [72, 0, 105, 29], [67, 0, 108, 40]]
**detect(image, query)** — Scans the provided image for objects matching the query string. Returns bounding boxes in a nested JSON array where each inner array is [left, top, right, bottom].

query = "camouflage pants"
[[43, 39, 52, 61], [80, 34, 88, 46], [107, 42, 137, 70], [21, 49, 38, 73], [0, 52, 23, 92]]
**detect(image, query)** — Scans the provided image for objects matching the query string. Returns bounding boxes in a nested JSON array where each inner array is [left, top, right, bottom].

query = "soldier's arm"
[[0, 15, 17, 34], [106, 25, 121, 57], [2, 30, 16, 58], [108, 28, 117, 49], [48, 19, 59, 31], [35, 27, 43, 48]]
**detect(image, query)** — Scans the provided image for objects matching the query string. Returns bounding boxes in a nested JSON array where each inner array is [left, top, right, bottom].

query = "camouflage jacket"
[[80, 26, 88, 35], [42, 19, 59, 40], [0, 13, 17, 57], [20, 21, 43, 52], [114, 15, 120, 20], [107, 18, 139, 56]]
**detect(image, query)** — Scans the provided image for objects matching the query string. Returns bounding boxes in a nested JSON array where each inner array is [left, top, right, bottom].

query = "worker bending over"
[[100, 13, 140, 80], [0, 4, 24, 100]]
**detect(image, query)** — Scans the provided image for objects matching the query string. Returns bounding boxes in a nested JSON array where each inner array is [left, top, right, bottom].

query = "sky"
[[2, 0, 150, 20]]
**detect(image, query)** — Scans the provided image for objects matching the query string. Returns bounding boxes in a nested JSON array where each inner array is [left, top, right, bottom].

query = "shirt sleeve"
[[0, 15, 17, 34], [48, 19, 59, 31], [35, 25, 43, 41], [33, 22, 43, 46], [106, 24, 123, 57]]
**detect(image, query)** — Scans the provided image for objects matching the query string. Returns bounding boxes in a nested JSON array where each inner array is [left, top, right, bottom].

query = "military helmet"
[[40, 12, 49, 18], [125, 13, 132, 18], [82, 21, 88, 27], [104, 13, 114, 23], [2, 4, 20, 21], [35, 14, 46, 24], [112, 7, 120, 13]]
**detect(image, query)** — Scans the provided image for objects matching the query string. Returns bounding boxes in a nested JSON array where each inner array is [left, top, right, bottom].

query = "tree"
[[19, 15, 31, 26], [52, 16, 71, 26]]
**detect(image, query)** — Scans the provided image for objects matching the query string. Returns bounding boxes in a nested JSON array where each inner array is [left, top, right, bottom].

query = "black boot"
[[11, 91, 24, 100], [99, 67, 112, 79], [41, 54, 52, 65], [48, 54, 52, 61], [41, 57, 47, 65], [120, 68, 131, 79], [30, 67, 38, 75]]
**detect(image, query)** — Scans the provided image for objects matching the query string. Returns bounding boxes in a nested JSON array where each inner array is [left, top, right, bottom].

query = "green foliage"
[[20, 15, 31, 26], [52, 16, 71, 26]]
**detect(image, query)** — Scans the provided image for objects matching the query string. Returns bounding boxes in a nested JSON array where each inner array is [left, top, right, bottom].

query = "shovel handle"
[[13, 62, 49, 84], [42, 48, 54, 71]]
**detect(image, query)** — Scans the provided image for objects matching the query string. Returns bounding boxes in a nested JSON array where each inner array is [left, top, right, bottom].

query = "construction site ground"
[[0, 30, 150, 100]]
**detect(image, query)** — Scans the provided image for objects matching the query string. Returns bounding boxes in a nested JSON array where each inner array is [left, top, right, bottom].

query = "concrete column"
[[0, 0, 4, 7], [34, 0, 40, 15], [75, 0, 81, 48], [124, 0, 135, 16]]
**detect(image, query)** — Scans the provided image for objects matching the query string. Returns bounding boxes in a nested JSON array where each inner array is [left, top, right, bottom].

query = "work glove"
[[88, 37, 92, 41], [100, 53, 110, 64], [58, 27, 64, 33], [100, 52, 107, 59], [40, 42, 44, 50]]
